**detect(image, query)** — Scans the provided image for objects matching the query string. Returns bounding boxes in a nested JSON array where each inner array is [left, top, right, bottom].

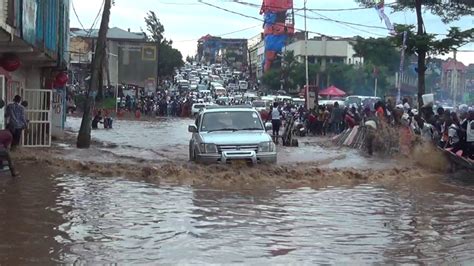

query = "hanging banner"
[[374, 0, 395, 35]]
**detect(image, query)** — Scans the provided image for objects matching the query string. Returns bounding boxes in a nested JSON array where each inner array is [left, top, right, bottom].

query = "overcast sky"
[[70, 0, 474, 65]]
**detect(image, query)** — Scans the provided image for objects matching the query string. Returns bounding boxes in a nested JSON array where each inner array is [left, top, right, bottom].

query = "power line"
[[305, 11, 388, 30], [86, 0, 105, 37], [71, 0, 87, 32], [197, 0, 329, 37], [174, 24, 260, 42]]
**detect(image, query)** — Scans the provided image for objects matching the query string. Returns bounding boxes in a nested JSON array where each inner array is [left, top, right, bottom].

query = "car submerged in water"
[[188, 106, 277, 164]]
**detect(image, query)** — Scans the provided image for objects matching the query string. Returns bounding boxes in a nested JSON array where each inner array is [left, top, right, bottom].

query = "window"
[[200, 111, 263, 131]]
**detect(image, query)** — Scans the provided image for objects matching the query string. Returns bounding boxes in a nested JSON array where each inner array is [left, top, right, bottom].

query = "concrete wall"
[[51, 88, 66, 138], [286, 39, 363, 65], [107, 40, 119, 86]]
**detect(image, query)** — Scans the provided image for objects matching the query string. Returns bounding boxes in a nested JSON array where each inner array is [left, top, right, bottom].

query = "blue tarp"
[[264, 13, 276, 26], [264, 35, 287, 52]]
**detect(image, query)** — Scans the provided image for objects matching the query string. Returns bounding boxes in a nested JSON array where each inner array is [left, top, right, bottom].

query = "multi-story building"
[[69, 27, 158, 91], [284, 37, 363, 69], [197, 35, 248, 70], [248, 34, 265, 81], [441, 59, 467, 101], [0, 0, 70, 146]]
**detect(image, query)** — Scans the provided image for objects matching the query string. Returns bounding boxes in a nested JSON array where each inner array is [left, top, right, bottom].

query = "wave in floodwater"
[[1, 173, 474, 264]]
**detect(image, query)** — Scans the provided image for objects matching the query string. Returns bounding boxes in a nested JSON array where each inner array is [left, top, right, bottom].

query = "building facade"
[[441, 59, 467, 102], [0, 0, 70, 146], [284, 37, 363, 70], [248, 34, 265, 81], [69, 27, 158, 90], [197, 35, 248, 70]]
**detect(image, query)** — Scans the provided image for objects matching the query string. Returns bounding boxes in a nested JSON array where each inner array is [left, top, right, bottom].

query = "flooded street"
[[2, 172, 474, 264], [1, 117, 474, 264], [65, 117, 392, 168]]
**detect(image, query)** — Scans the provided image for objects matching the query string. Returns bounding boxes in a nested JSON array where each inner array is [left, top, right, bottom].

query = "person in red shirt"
[[0, 127, 18, 177], [375, 101, 385, 121], [308, 111, 317, 135]]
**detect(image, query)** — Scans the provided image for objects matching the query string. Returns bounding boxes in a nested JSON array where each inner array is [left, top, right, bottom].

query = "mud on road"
[[8, 116, 444, 189]]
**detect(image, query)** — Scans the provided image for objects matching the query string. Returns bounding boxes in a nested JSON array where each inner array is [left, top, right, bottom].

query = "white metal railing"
[[0, 0, 7, 24], [0, 0, 14, 35], [22, 89, 52, 147]]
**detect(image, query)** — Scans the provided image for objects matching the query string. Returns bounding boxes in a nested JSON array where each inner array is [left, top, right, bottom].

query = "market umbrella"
[[319, 85, 346, 97]]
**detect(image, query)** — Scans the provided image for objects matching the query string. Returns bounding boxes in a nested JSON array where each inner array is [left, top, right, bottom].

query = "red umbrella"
[[319, 85, 346, 97]]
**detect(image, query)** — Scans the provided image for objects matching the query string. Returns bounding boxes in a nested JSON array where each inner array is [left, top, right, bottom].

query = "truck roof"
[[202, 105, 254, 113]]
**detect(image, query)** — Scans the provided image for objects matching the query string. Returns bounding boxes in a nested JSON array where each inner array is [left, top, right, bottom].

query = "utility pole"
[[452, 50, 458, 106], [304, 0, 310, 110], [397, 31, 408, 104], [77, 0, 112, 148]]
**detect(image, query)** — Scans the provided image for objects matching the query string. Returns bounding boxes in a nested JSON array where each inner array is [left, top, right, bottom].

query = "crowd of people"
[[260, 97, 473, 161]]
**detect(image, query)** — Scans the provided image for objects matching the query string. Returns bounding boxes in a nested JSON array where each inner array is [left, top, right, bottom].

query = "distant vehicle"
[[178, 80, 190, 90], [214, 86, 227, 96], [197, 84, 209, 91], [292, 98, 305, 107], [227, 83, 238, 91], [239, 80, 248, 91], [320, 99, 346, 107], [261, 95, 276, 102], [252, 100, 271, 112], [191, 102, 217, 116], [216, 96, 229, 104], [276, 95, 292, 103], [188, 106, 276, 164], [345, 95, 380, 107], [243, 92, 258, 101]]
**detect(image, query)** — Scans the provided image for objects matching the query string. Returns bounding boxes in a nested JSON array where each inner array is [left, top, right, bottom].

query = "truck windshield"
[[200, 111, 263, 132], [252, 101, 266, 108]]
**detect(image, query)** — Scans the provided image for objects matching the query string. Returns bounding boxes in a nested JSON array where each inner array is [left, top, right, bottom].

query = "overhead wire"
[[197, 0, 405, 49], [174, 24, 261, 42], [71, 0, 87, 32], [86, 0, 105, 37]]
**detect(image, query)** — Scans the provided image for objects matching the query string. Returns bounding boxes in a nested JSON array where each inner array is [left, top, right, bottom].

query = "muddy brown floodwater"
[[1, 117, 474, 264]]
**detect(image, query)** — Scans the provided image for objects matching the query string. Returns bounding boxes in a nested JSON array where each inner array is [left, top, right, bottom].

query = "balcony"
[[0, 0, 69, 68]]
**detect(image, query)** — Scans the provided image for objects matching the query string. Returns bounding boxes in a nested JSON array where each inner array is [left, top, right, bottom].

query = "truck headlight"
[[258, 141, 275, 152], [200, 143, 218, 154]]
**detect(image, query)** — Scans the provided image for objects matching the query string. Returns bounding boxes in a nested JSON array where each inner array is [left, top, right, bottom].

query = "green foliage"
[[261, 69, 281, 91], [144, 11, 184, 78], [159, 41, 184, 78], [97, 97, 116, 110], [391, 0, 474, 23], [145, 11, 164, 43], [353, 37, 400, 73], [356, 0, 473, 106], [356, 0, 473, 23], [325, 63, 390, 97], [391, 25, 473, 57]]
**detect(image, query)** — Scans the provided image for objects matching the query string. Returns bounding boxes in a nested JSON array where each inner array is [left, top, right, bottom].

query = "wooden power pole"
[[77, 0, 112, 148]]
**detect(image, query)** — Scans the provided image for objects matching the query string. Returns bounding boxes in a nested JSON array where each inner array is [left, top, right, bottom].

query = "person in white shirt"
[[269, 102, 282, 144], [402, 98, 411, 113]]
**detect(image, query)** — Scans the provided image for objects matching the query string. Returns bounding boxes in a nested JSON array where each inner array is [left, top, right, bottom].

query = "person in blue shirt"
[[5, 95, 27, 150]]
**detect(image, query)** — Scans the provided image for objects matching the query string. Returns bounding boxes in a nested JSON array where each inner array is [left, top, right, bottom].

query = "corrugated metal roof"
[[71, 27, 146, 40]]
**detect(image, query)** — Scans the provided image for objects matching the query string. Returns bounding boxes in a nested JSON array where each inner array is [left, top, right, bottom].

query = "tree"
[[159, 41, 184, 78], [144, 11, 184, 79], [77, 0, 112, 148], [145, 11, 164, 43], [261, 69, 281, 91], [352, 37, 400, 73], [356, 0, 474, 108]]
